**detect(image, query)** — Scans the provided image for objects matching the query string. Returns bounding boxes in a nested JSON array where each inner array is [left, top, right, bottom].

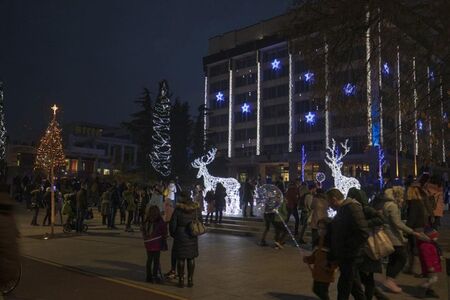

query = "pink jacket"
[[143, 219, 167, 252], [417, 239, 442, 275]]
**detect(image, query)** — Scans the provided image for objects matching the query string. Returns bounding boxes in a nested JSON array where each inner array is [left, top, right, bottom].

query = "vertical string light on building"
[[412, 57, 419, 177], [288, 51, 294, 153], [228, 60, 234, 158], [377, 14, 383, 146], [365, 8, 373, 146], [203, 75, 208, 151], [440, 76, 446, 163], [0, 82, 7, 164], [324, 37, 330, 149], [426, 66, 432, 158], [256, 51, 261, 156], [396, 45, 402, 177]]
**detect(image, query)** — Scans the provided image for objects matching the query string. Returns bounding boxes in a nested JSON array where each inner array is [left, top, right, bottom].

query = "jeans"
[[31, 207, 39, 225], [43, 208, 51, 225], [126, 211, 134, 229], [261, 213, 276, 242], [76, 208, 86, 232], [313, 281, 330, 300], [286, 207, 300, 235], [387, 246, 407, 278], [215, 208, 223, 223], [243, 201, 254, 217], [146, 251, 161, 280], [109, 206, 117, 227], [360, 271, 375, 300], [338, 260, 366, 300]]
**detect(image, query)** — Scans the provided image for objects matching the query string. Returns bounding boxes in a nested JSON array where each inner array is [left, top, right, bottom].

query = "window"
[[262, 84, 289, 100], [209, 79, 229, 94], [209, 114, 228, 127], [295, 99, 324, 114], [235, 54, 256, 69], [235, 146, 256, 157], [263, 67, 288, 81], [234, 112, 256, 123], [210, 131, 227, 144], [263, 123, 288, 138], [235, 128, 256, 141], [235, 91, 256, 105], [294, 60, 306, 74], [263, 104, 288, 119], [262, 47, 288, 62], [297, 117, 325, 133], [209, 62, 229, 77], [209, 97, 227, 110], [296, 140, 324, 152], [263, 143, 288, 154], [294, 80, 313, 94], [235, 73, 256, 88]]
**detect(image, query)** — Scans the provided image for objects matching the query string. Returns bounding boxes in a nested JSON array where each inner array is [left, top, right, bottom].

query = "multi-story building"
[[63, 122, 138, 176], [203, 8, 448, 185]]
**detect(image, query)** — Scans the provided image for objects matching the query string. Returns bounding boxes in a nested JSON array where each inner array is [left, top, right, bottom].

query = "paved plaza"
[[6, 208, 450, 300]]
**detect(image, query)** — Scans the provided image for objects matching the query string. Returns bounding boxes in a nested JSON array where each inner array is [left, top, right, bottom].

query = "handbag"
[[189, 208, 206, 237], [365, 228, 395, 260]]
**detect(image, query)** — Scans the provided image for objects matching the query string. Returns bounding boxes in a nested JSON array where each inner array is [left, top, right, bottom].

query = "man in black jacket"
[[327, 188, 369, 300]]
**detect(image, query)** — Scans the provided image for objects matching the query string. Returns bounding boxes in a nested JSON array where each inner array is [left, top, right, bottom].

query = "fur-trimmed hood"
[[176, 201, 199, 212]]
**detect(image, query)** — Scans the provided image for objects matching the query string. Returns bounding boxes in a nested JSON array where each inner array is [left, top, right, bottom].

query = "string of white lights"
[[0, 82, 6, 161], [203, 76, 208, 150], [365, 9, 373, 146], [440, 76, 446, 163], [288, 52, 293, 153], [377, 17, 383, 146], [256, 53, 261, 156], [228, 65, 233, 158], [426, 66, 432, 157], [396, 46, 402, 152], [150, 81, 172, 177], [412, 57, 418, 176], [324, 37, 330, 149]]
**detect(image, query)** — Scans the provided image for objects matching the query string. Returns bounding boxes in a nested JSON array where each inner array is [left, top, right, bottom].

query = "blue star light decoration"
[[216, 91, 224, 102], [382, 63, 390, 75], [418, 119, 424, 130], [241, 103, 250, 114], [429, 71, 435, 81], [305, 111, 316, 125], [303, 71, 315, 84], [343, 83, 356, 96], [271, 59, 281, 70]]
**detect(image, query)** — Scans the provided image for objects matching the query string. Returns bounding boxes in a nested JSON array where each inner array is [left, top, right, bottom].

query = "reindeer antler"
[[339, 139, 351, 160], [325, 139, 351, 165], [191, 148, 217, 168]]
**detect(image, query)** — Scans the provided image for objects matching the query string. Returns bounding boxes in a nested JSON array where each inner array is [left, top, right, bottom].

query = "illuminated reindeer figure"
[[324, 139, 361, 197], [191, 148, 241, 215]]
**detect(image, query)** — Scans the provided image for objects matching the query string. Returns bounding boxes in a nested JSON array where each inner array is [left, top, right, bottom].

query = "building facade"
[[203, 9, 448, 185]]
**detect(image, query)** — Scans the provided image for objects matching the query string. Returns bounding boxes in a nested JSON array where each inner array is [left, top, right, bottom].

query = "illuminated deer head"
[[191, 148, 217, 179]]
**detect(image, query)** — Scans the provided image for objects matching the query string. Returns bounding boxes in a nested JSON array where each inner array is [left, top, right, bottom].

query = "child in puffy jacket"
[[303, 218, 337, 300], [417, 227, 442, 298], [142, 205, 168, 283]]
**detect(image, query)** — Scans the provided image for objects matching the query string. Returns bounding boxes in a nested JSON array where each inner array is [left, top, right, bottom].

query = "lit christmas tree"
[[35, 105, 65, 236], [0, 82, 7, 179], [35, 105, 66, 176], [150, 80, 172, 177]]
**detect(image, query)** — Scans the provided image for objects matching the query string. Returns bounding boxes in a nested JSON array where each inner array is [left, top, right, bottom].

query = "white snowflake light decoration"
[[324, 139, 361, 198], [216, 91, 224, 102], [191, 148, 241, 215]]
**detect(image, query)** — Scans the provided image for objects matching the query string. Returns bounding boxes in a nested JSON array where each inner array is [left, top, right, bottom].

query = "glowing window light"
[[343, 83, 356, 96], [191, 148, 241, 215], [241, 102, 250, 114], [216, 91, 224, 102], [305, 111, 316, 125], [271, 59, 281, 70], [303, 71, 315, 83], [382, 62, 390, 75]]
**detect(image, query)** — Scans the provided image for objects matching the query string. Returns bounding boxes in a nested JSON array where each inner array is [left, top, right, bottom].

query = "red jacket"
[[417, 239, 442, 275], [143, 219, 167, 252]]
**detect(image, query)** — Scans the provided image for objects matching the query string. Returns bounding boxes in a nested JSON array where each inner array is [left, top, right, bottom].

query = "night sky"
[[0, 0, 290, 142]]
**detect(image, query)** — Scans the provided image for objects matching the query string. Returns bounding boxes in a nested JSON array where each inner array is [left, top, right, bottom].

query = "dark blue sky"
[[0, 0, 290, 141]]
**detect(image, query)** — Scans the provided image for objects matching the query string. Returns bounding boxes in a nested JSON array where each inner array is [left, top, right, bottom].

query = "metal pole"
[[50, 165, 55, 236]]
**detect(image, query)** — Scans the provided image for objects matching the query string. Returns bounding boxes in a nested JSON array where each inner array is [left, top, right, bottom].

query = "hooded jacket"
[[330, 198, 369, 262], [169, 201, 202, 259]]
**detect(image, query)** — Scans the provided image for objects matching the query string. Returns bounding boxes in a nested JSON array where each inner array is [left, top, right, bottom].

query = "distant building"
[[63, 122, 138, 176]]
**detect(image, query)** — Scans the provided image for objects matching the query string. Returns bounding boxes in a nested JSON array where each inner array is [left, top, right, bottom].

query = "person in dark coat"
[[214, 183, 226, 224], [327, 188, 369, 300], [76, 183, 88, 232], [241, 178, 255, 217], [109, 183, 121, 229], [30, 185, 43, 226], [42, 187, 52, 226], [169, 193, 202, 288], [348, 188, 389, 300]]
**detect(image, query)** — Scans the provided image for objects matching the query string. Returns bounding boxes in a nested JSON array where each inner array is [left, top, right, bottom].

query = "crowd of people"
[[266, 173, 448, 300]]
